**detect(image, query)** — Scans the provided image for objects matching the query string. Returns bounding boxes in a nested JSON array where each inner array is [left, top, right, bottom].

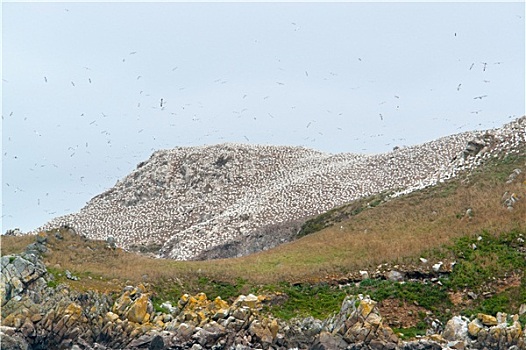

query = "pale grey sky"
[[2, 1, 525, 233]]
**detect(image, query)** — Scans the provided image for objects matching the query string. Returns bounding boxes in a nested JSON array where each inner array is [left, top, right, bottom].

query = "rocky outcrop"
[[31, 117, 526, 261], [312, 294, 400, 350], [2, 239, 526, 350]]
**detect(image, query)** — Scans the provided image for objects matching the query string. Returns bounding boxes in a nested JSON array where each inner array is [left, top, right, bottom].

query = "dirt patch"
[[378, 298, 429, 329]]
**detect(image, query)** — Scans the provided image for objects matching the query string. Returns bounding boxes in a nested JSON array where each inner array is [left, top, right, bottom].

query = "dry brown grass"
[[1, 152, 525, 292], [1, 235, 36, 255]]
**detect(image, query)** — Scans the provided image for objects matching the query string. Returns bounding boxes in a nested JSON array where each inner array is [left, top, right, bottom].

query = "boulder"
[[477, 313, 497, 326], [467, 318, 483, 337], [126, 293, 152, 324], [386, 270, 405, 282], [442, 315, 468, 342], [315, 295, 399, 349]]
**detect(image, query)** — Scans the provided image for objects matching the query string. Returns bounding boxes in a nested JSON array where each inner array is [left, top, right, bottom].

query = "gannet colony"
[[36, 117, 525, 260]]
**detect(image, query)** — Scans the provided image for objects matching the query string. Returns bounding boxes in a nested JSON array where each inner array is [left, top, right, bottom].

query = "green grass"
[[347, 279, 452, 313], [393, 322, 428, 340], [444, 229, 525, 291], [264, 283, 348, 320]]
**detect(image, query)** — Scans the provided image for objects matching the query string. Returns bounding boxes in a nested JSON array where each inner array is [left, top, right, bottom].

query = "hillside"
[[2, 117, 526, 349], [33, 117, 526, 261]]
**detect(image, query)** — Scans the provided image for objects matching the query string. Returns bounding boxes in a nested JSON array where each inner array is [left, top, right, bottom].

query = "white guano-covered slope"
[[37, 117, 526, 260]]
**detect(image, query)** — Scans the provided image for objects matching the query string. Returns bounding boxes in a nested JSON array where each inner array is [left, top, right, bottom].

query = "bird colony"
[[36, 117, 526, 260]]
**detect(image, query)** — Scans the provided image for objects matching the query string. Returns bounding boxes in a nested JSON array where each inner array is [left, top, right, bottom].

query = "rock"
[[248, 319, 274, 345], [193, 321, 227, 347], [0, 330, 29, 350], [506, 168, 522, 183], [311, 331, 349, 350], [467, 291, 478, 300], [467, 318, 483, 337], [463, 137, 486, 158], [126, 293, 152, 324], [447, 340, 466, 350], [160, 301, 176, 314], [477, 313, 498, 326], [442, 316, 468, 342], [231, 306, 251, 322], [315, 295, 399, 349], [149, 334, 164, 350], [65, 270, 79, 281], [106, 236, 117, 249], [386, 270, 404, 282], [4, 228, 22, 236]]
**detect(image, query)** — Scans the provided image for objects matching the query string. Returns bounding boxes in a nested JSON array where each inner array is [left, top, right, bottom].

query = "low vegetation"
[[2, 148, 525, 334]]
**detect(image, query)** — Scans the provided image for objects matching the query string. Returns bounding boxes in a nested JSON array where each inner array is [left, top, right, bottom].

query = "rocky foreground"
[[2, 233, 525, 350], [34, 117, 526, 261]]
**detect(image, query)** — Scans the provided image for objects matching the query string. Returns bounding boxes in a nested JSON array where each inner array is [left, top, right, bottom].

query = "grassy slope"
[[2, 148, 525, 328]]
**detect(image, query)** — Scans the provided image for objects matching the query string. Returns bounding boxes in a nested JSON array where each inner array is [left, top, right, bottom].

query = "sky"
[[2, 1, 525, 233]]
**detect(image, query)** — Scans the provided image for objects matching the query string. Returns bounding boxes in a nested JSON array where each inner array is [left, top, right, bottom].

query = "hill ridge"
[[35, 117, 526, 260]]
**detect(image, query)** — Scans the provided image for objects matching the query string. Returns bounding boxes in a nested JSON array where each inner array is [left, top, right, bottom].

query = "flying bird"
[[160, 98, 164, 107], [379, 113, 383, 121], [129, 51, 137, 55], [44, 77, 48, 83], [457, 83, 462, 91], [473, 95, 488, 100], [482, 62, 488, 71], [88, 78, 92, 83], [469, 63, 475, 70], [71, 81, 75, 86]]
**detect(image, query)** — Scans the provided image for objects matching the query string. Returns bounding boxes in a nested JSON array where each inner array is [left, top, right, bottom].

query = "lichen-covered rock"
[[477, 312, 498, 326], [1, 251, 47, 306], [125, 293, 152, 324], [468, 318, 483, 337], [313, 295, 399, 349]]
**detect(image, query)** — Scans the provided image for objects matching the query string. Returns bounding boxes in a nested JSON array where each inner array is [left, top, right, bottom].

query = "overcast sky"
[[2, 1, 525, 233]]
